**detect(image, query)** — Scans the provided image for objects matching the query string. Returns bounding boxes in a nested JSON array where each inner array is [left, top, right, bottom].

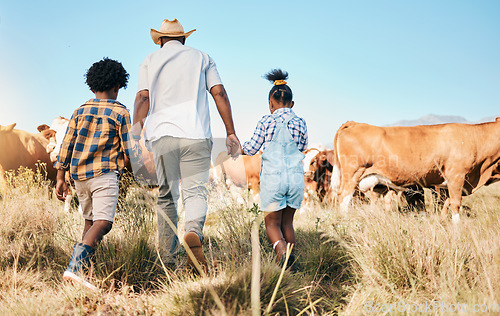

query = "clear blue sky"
[[1, 0, 499, 145]]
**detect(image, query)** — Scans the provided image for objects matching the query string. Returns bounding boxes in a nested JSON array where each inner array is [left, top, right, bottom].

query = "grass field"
[[0, 168, 499, 315]]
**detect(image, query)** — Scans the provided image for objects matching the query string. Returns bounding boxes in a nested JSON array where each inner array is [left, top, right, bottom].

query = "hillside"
[[387, 114, 497, 127]]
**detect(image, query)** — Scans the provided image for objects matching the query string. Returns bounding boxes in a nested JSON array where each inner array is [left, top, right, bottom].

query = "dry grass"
[[0, 168, 499, 315]]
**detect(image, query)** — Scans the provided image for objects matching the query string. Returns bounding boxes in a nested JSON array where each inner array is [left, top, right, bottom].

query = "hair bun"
[[264, 69, 289, 83]]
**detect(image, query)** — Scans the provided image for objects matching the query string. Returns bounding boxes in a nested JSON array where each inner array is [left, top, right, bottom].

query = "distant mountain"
[[476, 116, 497, 123], [387, 114, 496, 127]]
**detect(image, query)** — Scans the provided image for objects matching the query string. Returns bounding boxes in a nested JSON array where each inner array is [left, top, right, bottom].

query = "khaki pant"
[[151, 136, 212, 264], [74, 172, 119, 223]]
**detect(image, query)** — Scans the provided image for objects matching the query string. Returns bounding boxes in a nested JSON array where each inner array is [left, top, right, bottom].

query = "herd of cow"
[[1, 116, 499, 224]]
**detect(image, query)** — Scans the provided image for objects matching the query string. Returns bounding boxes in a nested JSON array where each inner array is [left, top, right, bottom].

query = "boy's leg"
[[66, 179, 96, 289], [152, 136, 182, 265], [65, 172, 118, 290], [85, 172, 119, 246], [179, 138, 212, 271], [82, 220, 113, 248], [82, 219, 93, 241]]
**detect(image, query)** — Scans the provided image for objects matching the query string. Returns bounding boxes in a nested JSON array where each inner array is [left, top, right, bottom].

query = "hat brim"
[[150, 28, 196, 45]]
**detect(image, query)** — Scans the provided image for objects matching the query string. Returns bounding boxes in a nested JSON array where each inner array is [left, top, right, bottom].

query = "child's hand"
[[55, 170, 69, 202], [234, 146, 244, 157], [55, 179, 69, 202]]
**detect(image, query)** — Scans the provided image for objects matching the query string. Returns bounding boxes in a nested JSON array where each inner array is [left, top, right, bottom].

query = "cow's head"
[[40, 129, 57, 141], [305, 150, 335, 201], [36, 125, 58, 157]]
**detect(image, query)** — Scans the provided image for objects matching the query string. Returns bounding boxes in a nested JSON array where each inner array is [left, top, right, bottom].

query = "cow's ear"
[[37, 124, 50, 132], [326, 150, 335, 165], [0, 123, 16, 132], [496, 117, 500, 122]]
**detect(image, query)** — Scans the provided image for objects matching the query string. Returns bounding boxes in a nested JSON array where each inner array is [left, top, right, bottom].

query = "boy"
[[55, 58, 134, 290]]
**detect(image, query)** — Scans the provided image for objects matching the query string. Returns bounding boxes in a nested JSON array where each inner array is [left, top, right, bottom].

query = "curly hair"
[[85, 58, 129, 92], [264, 69, 293, 105]]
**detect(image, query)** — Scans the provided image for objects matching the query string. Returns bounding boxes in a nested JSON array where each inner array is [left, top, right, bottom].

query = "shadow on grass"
[[95, 231, 166, 292], [295, 228, 355, 312]]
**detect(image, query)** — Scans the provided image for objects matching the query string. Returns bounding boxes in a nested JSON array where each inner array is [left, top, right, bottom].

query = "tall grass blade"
[[296, 297, 323, 316], [251, 219, 261, 316], [266, 243, 293, 315]]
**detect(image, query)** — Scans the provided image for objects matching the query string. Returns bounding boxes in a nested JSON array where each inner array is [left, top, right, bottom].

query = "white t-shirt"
[[137, 40, 222, 147]]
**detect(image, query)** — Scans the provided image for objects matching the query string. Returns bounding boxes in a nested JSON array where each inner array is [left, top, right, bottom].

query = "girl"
[[242, 69, 308, 270]]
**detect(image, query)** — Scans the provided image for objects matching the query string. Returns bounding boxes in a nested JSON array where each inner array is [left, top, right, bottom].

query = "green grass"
[[0, 168, 499, 315]]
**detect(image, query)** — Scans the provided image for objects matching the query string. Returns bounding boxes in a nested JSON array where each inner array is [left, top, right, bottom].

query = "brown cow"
[[0, 123, 57, 191], [304, 148, 417, 207], [212, 152, 262, 203], [305, 149, 334, 202], [303, 147, 323, 199], [333, 118, 500, 223], [242, 154, 262, 193]]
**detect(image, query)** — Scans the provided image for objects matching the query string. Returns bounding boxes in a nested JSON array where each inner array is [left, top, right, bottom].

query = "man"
[[133, 18, 241, 272]]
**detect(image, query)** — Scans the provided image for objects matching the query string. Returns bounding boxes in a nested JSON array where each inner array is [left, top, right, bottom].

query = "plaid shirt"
[[243, 108, 308, 156], [54, 99, 135, 180]]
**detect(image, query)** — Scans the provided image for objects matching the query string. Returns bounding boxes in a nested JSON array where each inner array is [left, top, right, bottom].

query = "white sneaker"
[[63, 271, 98, 291]]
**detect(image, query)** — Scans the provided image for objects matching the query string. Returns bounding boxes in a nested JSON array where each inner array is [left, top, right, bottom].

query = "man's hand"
[[226, 134, 242, 157]]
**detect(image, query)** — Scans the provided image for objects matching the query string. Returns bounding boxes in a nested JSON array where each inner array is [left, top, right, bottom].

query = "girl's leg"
[[82, 220, 113, 248], [281, 206, 298, 271], [281, 206, 296, 245], [264, 210, 287, 260]]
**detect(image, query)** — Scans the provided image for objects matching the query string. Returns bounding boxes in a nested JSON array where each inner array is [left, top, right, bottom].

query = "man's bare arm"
[[133, 90, 150, 128], [210, 84, 236, 136], [210, 84, 241, 156]]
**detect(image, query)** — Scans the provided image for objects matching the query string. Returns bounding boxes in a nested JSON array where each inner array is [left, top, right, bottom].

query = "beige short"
[[74, 172, 119, 223]]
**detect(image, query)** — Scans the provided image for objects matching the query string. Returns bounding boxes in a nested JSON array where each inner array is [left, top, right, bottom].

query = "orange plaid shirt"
[[54, 99, 135, 180]]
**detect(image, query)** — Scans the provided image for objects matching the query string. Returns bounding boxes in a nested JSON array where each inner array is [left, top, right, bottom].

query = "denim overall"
[[260, 113, 305, 212]]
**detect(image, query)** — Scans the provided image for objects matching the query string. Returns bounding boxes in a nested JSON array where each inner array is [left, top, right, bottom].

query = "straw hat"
[[150, 19, 196, 45]]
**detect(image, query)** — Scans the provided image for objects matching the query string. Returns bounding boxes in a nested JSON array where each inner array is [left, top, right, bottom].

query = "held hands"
[[226, 134, 242, 158]]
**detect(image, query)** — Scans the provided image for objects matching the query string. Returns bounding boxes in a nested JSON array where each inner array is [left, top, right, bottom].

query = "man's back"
[[138, 41, 222, 141]]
